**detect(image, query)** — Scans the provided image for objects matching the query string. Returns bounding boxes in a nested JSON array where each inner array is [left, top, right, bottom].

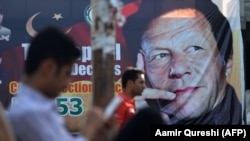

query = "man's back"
[[115, 92, 136, 127]]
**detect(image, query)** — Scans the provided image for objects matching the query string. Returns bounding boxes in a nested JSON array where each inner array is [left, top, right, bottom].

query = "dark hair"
[[123, 0, 233, 65], [25, 26, 81, 75], [121, 67, 144, 88]]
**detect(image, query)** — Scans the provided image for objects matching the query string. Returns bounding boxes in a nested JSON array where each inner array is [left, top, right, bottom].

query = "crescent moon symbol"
[[26, 12, 72, 37], [26, 12, 40, 37]]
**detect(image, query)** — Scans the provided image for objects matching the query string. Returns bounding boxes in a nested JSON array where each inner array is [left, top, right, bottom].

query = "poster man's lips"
[[173, 87, 199, 95]]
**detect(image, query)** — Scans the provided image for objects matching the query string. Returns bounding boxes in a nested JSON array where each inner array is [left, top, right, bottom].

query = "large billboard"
[[0, 0, 245, 130]]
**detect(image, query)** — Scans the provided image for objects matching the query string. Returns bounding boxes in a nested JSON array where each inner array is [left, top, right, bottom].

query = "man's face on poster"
[[140, 9, 229, 120]]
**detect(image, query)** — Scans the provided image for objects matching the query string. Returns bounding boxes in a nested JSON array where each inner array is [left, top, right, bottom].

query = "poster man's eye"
[[186, 46, 203, 53], [150, 52, 171, 63]]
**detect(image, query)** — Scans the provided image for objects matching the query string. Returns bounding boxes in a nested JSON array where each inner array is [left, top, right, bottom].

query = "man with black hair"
[[123, 0, 242, 124], [115, 67, 146, 128], [6, 26, 118, 141]]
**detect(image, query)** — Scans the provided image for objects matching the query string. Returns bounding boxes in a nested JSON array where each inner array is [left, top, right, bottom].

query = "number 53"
[[56, 97, 84, 116]]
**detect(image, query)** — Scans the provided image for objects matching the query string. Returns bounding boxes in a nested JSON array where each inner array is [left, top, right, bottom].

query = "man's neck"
[[123, 89, 133, 98]]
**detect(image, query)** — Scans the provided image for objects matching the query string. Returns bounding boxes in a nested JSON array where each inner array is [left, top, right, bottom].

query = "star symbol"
[[52, 13, 63, 21]]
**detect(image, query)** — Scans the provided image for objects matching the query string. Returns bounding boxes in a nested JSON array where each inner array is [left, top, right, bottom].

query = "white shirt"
[[6, 83, 87, 141]]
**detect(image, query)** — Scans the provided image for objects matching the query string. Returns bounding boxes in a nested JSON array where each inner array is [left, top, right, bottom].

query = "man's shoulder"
[[118, 92, 133, 101], [7, 103, 48, 118], [6, 96, 50, 121]]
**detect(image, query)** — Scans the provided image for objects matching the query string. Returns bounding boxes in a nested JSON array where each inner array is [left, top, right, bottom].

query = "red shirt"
[[115, 93, 136, 128]]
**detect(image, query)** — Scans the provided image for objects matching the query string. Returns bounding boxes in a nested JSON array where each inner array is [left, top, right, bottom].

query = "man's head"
[[121, 67, 146, 98], [123, 0, 233, 120], [124, 0, 232, 65], [24, 26, 81, 98]]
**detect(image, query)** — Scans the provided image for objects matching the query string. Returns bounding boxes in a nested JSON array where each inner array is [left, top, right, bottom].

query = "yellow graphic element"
[[61, 81, 93, 94], [61, 80, 122, 95], [115, 78, 122, 94], [8, 80, 122, 95], [9, 81, 19, 95]]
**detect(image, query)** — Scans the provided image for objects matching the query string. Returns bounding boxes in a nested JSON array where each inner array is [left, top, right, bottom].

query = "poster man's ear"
[[225, 56, 233, 77], [136, 52, 144, 71]]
